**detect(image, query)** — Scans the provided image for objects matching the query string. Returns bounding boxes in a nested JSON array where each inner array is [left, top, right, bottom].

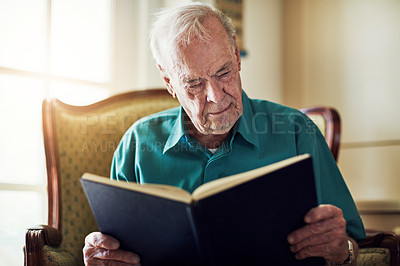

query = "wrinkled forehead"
[[173, 43, 234, 81], [170, 47, 234, 84]]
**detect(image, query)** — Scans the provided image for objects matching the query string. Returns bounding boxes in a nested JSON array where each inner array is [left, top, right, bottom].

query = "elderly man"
[[83, 2, 365, 265]]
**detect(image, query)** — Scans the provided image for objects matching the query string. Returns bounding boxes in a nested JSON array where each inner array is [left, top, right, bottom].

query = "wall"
[[283, 0, 400, 233], [241, 0, 282, 102], [112, 0, 165, 94]]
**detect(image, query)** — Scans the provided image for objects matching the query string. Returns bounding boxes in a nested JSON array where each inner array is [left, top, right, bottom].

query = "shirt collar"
[[235, 91, 260, 148], [163, 107, 186, 154], [163, 90, 259, 154]]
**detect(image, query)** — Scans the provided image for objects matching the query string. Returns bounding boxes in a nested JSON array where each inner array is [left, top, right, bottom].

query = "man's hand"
[[287, 204, 355, 264], [83, 232, 140, 265]]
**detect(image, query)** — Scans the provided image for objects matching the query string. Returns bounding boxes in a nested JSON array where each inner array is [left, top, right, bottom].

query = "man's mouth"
[[209, 103, 232, 115]]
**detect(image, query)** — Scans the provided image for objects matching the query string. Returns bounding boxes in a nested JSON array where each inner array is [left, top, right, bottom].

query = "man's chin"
[[201, 124, 233, 136]]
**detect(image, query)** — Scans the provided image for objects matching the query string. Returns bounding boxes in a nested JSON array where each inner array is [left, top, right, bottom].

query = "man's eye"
[[218, 71, 231, 78], [189, 83, 202, 89]]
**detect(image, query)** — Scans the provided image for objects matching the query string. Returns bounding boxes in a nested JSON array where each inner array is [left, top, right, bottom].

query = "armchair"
[[25, 95, 399, 265], [25, 89, 179, 265]]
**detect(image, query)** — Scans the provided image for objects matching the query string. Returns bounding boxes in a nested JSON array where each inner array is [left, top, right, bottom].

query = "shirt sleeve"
[[295, 114, 366, 241], [110, 130, 138, 183]]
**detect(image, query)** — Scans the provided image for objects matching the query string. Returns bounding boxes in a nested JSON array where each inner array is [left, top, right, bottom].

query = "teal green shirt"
[[111, 91, 366, 240]]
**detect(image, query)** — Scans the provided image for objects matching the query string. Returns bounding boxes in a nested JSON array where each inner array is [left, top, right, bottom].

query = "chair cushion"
[[43, 245, 77, 266], [357, 247, 391, 266]]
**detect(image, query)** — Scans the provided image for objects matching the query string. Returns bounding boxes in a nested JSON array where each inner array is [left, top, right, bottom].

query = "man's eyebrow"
[[214, 62, 233, 75], [184, 77, 202, 84]]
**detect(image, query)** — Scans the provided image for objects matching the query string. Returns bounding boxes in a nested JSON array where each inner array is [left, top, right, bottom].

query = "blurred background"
[[0, 0, 399, 264]]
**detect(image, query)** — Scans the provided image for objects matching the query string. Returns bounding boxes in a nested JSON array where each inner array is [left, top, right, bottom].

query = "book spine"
[[187, 203, 215, 266], [185, 204, 203, 260]]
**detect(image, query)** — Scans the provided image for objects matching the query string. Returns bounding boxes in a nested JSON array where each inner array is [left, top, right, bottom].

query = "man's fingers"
[[293, 239, 341, 260], [85, 232, 120, 250], [83, 232, 141, 265], [288, 215, 346, 244], [287, 204, 350, 263], [289, 227, 345, 253], [83, 245, 140, 265], [289, 230, 332, 253], [293, 237, 348, 262], [304, 204, 343, 224], [85, 257, 140, 266], [92, 248, 140, 264]]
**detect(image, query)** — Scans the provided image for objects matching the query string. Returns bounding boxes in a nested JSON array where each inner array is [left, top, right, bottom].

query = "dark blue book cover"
[[81, 154, 324, 265]]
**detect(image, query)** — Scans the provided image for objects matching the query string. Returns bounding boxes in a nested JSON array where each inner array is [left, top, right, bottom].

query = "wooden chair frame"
[[300, 106, 341, 161]]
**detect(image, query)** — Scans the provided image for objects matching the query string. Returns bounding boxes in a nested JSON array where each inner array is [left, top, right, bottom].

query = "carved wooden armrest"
[[25, 225, 62, 266]]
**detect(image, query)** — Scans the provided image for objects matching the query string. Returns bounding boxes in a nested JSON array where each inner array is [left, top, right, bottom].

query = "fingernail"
[[129, 253, 140, 264], [109, 241, 119, 249], [287, 236, 294, 244]]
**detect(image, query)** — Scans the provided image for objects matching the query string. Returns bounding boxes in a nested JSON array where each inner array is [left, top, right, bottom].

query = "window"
[[0, 0, 113, 264]]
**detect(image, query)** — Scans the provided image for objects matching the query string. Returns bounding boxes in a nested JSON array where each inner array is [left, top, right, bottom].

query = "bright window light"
[[50, 0, 112, 82], [0, 1, 114, 265], [0, 0, 47, 72], [0, 191, 44, 266], [0, 74, 46, 185]]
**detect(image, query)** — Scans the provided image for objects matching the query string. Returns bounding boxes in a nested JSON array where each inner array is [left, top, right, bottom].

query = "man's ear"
[[233, 36, 241, 71], [158, 64, 176, 98]]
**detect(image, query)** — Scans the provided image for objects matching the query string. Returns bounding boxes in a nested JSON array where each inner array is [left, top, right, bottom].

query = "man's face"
[[165, 17, 243, 136]]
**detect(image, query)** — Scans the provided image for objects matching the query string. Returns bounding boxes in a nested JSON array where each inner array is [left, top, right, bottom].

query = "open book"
[[81, 154, 324, 265]]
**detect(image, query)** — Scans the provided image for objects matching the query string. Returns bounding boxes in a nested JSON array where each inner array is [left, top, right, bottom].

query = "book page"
[[81, 173, 193, 204], [191, 154, 310, 201]]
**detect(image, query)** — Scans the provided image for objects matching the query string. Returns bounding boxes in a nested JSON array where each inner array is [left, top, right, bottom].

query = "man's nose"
[[206, 80, 224, 103]]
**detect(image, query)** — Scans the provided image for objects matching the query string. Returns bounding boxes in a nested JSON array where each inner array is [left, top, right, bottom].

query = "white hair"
[[149, 2, 236, 76]]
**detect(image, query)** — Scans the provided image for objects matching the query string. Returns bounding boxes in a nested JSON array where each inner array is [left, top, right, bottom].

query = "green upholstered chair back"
[[42, 89, 179, 265]]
